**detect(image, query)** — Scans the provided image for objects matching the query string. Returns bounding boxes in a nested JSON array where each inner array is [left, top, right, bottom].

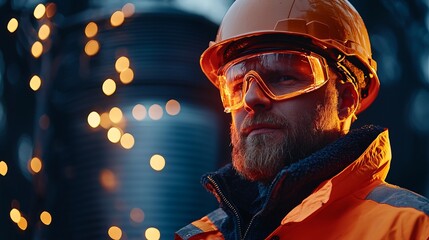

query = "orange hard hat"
[[200, 0, 380, 114]]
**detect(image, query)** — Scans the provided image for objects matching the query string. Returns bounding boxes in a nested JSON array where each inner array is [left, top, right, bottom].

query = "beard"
[[230, 86, 340, 182]]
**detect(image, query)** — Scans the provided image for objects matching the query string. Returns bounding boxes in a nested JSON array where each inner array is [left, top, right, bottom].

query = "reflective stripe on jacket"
[[176, 129, 429, 239]]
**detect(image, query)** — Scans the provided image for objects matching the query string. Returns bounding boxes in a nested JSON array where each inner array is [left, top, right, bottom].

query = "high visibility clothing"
[[176, 126, 429, 239]]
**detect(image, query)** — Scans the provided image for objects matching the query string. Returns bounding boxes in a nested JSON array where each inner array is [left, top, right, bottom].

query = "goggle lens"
[[219, 51, 329, 113]]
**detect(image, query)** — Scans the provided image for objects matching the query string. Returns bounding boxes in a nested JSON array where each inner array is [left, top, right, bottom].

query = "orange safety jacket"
[[176, 126, 429, 239]]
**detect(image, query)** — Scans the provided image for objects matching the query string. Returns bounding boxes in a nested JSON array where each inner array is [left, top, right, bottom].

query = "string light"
[[31, 41, 43, 58], [29, 157, 42, 174], [38, 24, 51, 40], [102, 79, 116, 96], [85, 22, 98, 38], [29, 75, 42, 91], [119, 68, 134, 84], [87, 111, 101, 128], [122, 3, 135, 18], [84, 40, 100, 56], [166, 99, 181, 116], [115, 56, 130, 73], [10, 208, 21, 223], [0, 161, 8, 176], [110, 11, 125, 27], [40, 211, 52, 225], [108, 226, 122, 240], [33, 3, 46, 19], [120, 133, 134, 149], [7, 18, 18, 33], [145, 227, 161, 240], [148, 104, 163, 120], [150, 154, 166, 171]]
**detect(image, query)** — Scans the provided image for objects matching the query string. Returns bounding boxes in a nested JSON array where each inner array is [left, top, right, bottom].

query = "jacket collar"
[[201, 125, 389, 231]]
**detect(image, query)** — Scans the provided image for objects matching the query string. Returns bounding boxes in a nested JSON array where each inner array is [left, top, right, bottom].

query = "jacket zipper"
[[207, 175, 243, 240]]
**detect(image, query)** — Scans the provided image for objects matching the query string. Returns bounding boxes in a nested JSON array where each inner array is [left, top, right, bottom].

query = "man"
[[176, 0, 429, 239]]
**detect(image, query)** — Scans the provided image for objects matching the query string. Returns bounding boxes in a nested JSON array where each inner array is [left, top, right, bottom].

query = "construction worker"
[[176, 0, 429, 239]]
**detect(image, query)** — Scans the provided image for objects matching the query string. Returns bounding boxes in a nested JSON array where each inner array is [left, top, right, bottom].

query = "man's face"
[[230, 71, 342, 182]]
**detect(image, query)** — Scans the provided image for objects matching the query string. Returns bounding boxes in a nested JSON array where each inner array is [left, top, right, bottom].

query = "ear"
[[337, 81, 359, 121]]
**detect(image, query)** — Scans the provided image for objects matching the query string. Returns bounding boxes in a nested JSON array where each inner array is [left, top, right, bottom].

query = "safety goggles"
[[218, 50, 330, 113]]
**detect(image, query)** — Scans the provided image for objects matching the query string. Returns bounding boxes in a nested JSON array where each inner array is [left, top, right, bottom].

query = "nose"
[[243, 77, 272, 112]]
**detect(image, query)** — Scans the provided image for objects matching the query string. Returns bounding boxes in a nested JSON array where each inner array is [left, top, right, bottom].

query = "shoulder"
[[366, 182, 429, 215], [175, 208, 227, 240]]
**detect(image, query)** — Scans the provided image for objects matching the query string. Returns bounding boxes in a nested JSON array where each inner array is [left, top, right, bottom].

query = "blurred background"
[[0, 0, 428, 239]]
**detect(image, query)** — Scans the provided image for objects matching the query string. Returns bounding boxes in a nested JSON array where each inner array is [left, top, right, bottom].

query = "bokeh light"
[[31, 41, 43, 58], [110, 11, 125, 27], [166, 99, 181, 116], [122, 3, 135, 17], [29, 75, 42, 91], [109, 107, 123, 124], [130, 208, 144, 223], [38, 24, 51, 40], [107, 127, 122, 143], [119, 68, 134, 84], [120, 133, 134, 149], [45, 3, 56, 18], [108, 226, 122, 240], [7, 18, 18, 33], [10, 208, 21, 223], [84, 40, 99, 56], [102, 78, 116, 96], [29, 157, 42, 173], [132, 104, 147, 121], [115, 56, 130, 73], [87, 111, 101, 128], [148, 104, 163, 120], [0, 161, 8, 176], [145, 227, 161, 240], [100, 169, 118, 191], [150, 154, 165, 171], [17, 217, 28, 230], [40, 211, 52, 225], [33, 3, 46, 19], [85, 22, 98, 38]]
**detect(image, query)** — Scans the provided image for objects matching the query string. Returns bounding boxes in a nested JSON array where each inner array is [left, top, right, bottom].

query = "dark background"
[[1, 0, 428, 239]]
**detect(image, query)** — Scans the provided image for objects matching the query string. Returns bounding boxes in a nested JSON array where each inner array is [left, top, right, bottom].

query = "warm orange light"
[[109, 107, 123, 124], [29, 75, 42, 91], [31, 41, 43, 58], [46, 3, 57, 18], [166, 99, 181, 116], [115, 56, 130, 73], [100, 169, 118, 191], [17, 217, 28, 230], [34, 3, 46, 19], [29, 157, 42, 173], [145, 227, 161, 240], [102, 78, 116, 96], [110, 11, 125, 27], [132, 104, 146, 121], [10, 208, 21, 223], [148, 104, 163, 120], [85, 22, 98, 38], [7, 18, 18, 33], [108, 226, 122, 240], [0, 161, 8, 176], [150, 154, 165, 171], [107, 127, 122, 143], [100, 112, 111, 129], [120, 133, 134, 149], [130, 208, 144, 223], [87, 111, 101, 128], [40, 211, 52, 225], [38, 24, 50, 40], [119, 68, 134, 84], [84, 40, 99, 56]]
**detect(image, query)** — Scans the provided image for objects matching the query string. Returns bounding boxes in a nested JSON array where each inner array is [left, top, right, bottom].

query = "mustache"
[[239, 112, 289, 132]]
